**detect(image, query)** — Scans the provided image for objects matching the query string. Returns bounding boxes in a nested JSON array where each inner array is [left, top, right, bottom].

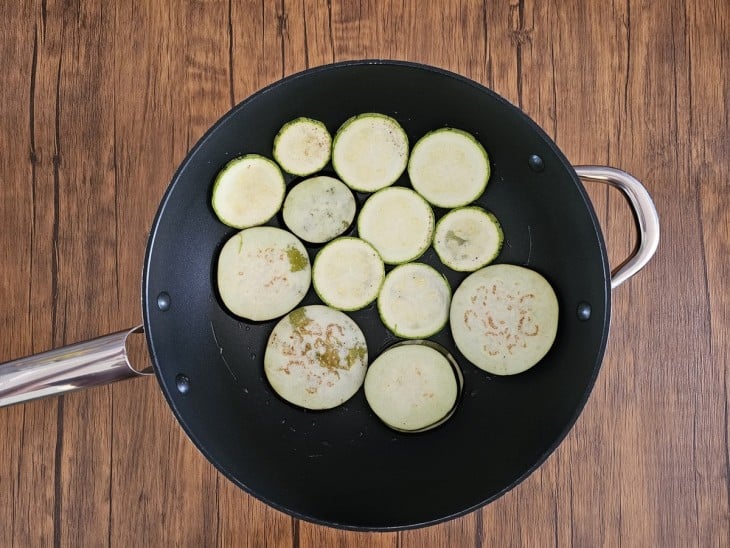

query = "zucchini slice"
[[364, 342, 460, 432], [264, 305, 368, 410], [312, 237, 385, 311], [332, 113, 409, 192], [433, 206, 503, 272], [450, 264, 559, 375], [408, 128, 490, 208], [357, 186, 434, 264], [217, 226, 311, 321], [282, 175, 356, 244], [211, 154, 285, 229], [377, 262, 451, 338], [272, 117, 332, 176]]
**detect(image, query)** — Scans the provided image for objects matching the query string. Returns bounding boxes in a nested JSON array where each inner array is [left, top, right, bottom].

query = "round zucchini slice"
[[312, 237, 385, 311], [433, 206, 503, 272], [281, 175, 356, 244], [265, 305, 368, 410], [357, 186, 434, 265], [332, 113, 409, 192], [364, 342, 461, 432], [217, 226, 311, 321], [272, 117, 332, 176], [450, 264, 559, 375], [211, 154, 285, 229], [377, 262, 451, 338], [408, 128, 490, 208]]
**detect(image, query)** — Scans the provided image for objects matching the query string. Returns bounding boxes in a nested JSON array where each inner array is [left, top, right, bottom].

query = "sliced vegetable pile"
[[212, 112, 559, 432]]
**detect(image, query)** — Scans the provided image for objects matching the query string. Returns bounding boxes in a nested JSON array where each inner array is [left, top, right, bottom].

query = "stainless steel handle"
[[0, 326, 152, 407], [575, 166, 660, 289]]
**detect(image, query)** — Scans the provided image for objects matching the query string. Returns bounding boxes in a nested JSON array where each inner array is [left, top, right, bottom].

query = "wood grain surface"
[[1, 0, 727, 546]]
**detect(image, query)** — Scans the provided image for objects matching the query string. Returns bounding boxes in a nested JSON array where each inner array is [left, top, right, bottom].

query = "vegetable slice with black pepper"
[[273, 117, 332, 176], [282, 175, 356, 244]]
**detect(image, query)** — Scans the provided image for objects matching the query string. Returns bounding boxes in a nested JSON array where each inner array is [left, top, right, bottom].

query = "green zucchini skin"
[[364, 343, 459, 432], [211, 154, 285, 229], [357, 186, 435, 265], [282, 175, 356, 244], [408, 127, 490, 208], [433, 206, 503, 272], [273, 117, 332, 177], [332, 113, 409, 192], [377, 262, 451, 339], [312, 237, 385, 311]]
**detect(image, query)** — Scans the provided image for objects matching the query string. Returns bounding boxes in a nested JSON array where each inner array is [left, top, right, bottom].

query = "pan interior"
[[143, 61, 610, 530]]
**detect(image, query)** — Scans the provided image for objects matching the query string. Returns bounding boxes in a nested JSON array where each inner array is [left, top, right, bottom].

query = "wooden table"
[[1, 1, 727, 546]]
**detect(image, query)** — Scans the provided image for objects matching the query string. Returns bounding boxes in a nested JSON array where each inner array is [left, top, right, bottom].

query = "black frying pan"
[[0, 60, 659, 530]]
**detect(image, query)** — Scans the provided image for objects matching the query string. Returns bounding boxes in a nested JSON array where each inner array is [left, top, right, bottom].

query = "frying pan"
[[0, 60, 659, 530]]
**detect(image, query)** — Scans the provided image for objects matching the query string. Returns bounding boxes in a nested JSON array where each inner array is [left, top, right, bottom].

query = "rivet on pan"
[[157, 292, 171, 311], [528, 154, 545, 172], [176, 374, 191, 394], [576, 302, 592, 321]]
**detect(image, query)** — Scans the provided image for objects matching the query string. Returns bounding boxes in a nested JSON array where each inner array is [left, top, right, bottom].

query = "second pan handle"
[[574, 166, 660, 289]]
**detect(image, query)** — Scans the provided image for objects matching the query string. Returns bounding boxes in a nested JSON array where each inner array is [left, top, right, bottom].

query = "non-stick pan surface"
[[143, 60, 610, 530]]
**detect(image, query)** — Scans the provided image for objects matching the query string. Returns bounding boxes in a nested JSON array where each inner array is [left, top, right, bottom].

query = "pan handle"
[[0, 326, 152, 408], [574, 166, 660, 289]]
